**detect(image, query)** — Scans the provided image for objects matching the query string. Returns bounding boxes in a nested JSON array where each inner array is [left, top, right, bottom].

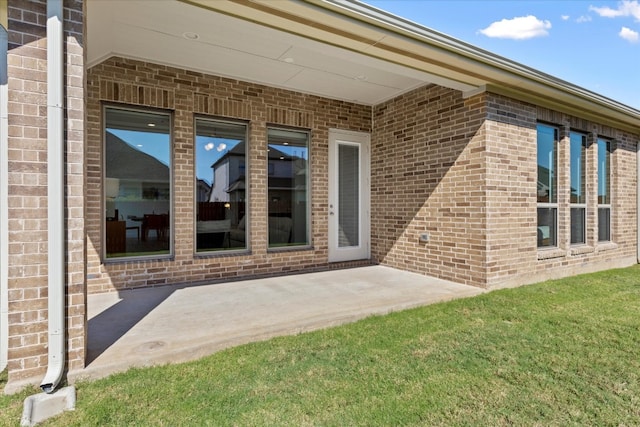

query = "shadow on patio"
[[76, 266, 484, 382]]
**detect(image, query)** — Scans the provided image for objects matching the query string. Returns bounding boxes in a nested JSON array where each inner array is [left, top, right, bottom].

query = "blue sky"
[[366, 1, 640, 110]]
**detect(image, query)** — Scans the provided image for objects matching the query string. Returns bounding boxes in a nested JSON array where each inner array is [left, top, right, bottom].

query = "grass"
[[2, 266, 640, 426]]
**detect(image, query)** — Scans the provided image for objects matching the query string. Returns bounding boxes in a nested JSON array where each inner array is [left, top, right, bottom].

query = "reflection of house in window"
[[106, 131, 170, 206], [267, 128, 309, 247], [267, 146, 307, 214], [195, 118, 248, 252], [209, 143, 246, 204], [196, 179, 212, 203], [105, 127, 171, 257], [537, 165, 551, 200]]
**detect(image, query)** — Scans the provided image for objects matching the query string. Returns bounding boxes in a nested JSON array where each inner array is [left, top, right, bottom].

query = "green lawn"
[[2, 266, 640, 426]]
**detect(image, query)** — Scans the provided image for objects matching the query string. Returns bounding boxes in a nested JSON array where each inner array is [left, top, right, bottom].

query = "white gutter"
[[638, 141, 640, 264], [40, 0, 65, 394], [321, 0, 640, 121], [0, 15, 8, 374]]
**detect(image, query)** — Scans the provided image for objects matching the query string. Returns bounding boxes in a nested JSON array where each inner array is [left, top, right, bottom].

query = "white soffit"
[[86, 0, 477, 105]]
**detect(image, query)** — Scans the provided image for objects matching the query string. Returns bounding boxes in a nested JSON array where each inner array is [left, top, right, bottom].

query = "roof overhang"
[[87, 0, 640, 134]]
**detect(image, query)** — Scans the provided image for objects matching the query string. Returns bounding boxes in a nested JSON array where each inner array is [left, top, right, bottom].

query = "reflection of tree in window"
[[195, 118, 247, 252], [104, 107, 171, 258]]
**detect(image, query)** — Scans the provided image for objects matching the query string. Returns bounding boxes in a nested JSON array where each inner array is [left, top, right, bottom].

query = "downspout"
[[0, 0, 8, 375], [637, 139, 640, 264], [40, 0, 65, 394]]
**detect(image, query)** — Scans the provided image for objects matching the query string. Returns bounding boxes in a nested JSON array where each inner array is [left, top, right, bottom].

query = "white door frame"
[[328, 129, 370, 262]]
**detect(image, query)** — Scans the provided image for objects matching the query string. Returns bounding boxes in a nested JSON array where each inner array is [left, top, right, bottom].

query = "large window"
[[570, 132, 586, 244], [267, 128, 309, 248], [104, 107, 171, 258], [598, 138, 611, 242], [195, 118, 247, 252], [537, 124, 558, 248]]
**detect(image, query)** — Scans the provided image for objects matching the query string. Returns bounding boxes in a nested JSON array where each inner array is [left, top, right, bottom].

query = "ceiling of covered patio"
[[85, 0, 479, 106]]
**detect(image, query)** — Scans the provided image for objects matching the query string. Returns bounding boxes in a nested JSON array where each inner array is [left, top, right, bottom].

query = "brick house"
[[1, 0, 639, 393]]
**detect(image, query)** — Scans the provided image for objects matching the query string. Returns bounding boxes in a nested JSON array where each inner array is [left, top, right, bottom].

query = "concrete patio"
[[73, 266, 484, 382]]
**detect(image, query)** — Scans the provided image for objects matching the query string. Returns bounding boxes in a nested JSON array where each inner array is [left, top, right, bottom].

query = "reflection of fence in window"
[[194, 118, 248, 252], [196, 201, 246, 252]]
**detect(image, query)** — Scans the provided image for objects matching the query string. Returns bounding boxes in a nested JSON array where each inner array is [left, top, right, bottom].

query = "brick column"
[[586, 132, 598, 247], [558, 123, 571, 251], [64, 0, 86, 377], [5, 0, 85, 389]]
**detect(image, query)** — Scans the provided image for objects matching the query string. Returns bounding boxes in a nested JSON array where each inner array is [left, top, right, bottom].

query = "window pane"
[[570, 207, 585, 245], [537, 207, 557, 248], [598, 139, 611, 204], [598, 207, 611, 242], [570, 132, 586, 204], [267, 128, 309, 247], [105, 107, 171, 258], [537, 124, 557, 203], [195, 119, 247, 252], [338, 144, 359, 248]]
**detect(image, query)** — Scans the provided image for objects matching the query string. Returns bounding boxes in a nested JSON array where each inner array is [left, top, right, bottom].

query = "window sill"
[[596, 242, 618, 253], [537, 248, 566, 260], [570, 245, 594, 256], [267, 245, 314, 254], [103, 253, 174, 264], [195, 249, 251, 258]]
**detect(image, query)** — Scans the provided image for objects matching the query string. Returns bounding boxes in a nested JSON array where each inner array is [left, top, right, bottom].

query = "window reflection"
[[267, 128, 309, 247], [570, 132, 586, 244], [104, 107, 171, 258], [195, 118, 247, 252], [537, 124, 557, 204], [598, 139, 611, 242], [537, 124, 558, 248]]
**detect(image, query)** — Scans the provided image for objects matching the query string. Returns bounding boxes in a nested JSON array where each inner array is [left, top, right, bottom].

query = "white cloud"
[[561, 15, 570, 21], [619, 26, 640, 41], [589, 1, 640, 20], [576, 15, 593, 23], [479, 15, 552, 40], [216, 143, 227, 152]]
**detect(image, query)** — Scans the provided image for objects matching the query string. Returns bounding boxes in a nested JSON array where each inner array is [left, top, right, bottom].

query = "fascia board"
[[0, 0, 6, 30], [478, 84, 640, 135], [314, 0, 640, 131], [181, 0, 639, 132]]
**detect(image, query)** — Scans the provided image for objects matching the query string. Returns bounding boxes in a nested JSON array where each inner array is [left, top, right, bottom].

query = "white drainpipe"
[[0, 19, 9, 374], [637, 140, 640, 264], [40, 0, 65, 394]]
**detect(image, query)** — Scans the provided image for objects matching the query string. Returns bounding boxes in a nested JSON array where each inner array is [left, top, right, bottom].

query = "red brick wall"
[[85, 57, 372, 294], [5, 0, 86, 388]]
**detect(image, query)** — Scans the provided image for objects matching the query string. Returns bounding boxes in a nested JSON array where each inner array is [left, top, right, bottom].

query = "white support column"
[[0, 3, 9, 374]]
